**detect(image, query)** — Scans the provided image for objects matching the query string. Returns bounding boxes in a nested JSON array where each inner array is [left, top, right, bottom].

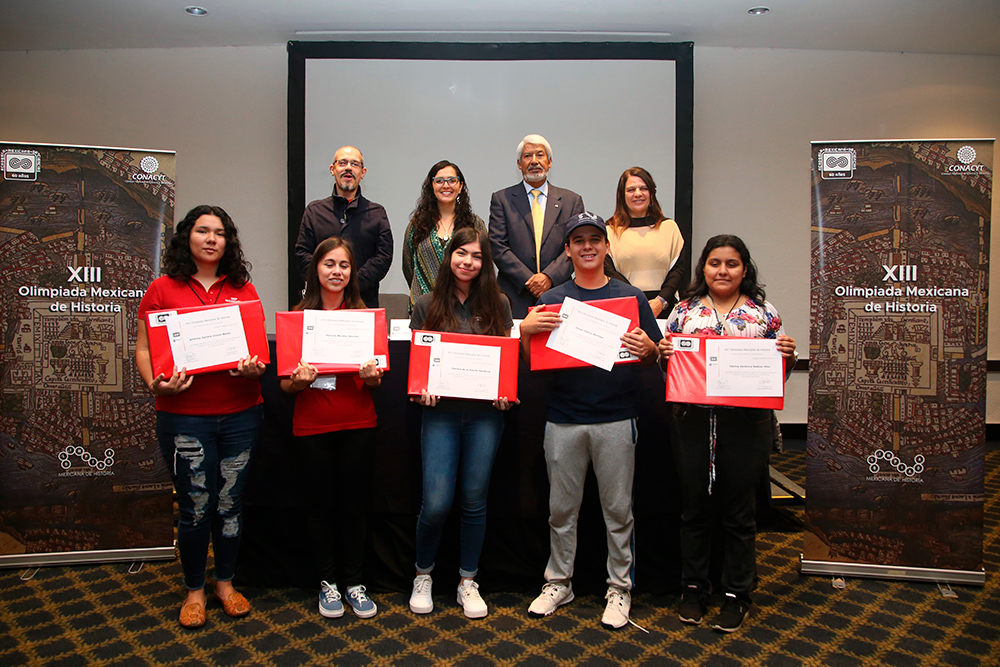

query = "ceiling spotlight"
[[747, 6, 770, 15], [185, 6, 209, 16]]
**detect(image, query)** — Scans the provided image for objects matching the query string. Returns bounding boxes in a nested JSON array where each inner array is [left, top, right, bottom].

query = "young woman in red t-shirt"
[[136, 205, 266, 628], [280, 237, 384, 620]]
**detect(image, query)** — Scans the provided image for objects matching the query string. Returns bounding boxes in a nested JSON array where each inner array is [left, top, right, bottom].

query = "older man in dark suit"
[[489, 135, 585, 318]]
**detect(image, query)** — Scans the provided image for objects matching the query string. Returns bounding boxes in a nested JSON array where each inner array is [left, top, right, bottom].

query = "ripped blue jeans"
[[156, 405, 263, 590]]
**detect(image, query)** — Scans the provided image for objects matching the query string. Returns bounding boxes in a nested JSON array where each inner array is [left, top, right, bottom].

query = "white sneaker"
[[601, 586, 631, 629], [527, 582, 574, 617], [409, 574, 433, 614], [457, 580, 488, 619]]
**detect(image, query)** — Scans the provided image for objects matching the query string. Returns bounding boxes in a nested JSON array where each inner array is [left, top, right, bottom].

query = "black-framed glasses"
[[432, 177, 460, 186]]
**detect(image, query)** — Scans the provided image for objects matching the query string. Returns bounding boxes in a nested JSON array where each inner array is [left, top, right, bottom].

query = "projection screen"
[[288, 41, 693, 307]]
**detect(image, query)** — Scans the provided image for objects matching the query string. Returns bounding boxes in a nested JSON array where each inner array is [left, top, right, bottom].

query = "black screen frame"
[[286, 40, 694, 308]]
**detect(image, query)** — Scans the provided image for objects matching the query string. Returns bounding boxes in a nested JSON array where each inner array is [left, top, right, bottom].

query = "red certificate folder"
[[529, 296, 641, 371], [145, 300, 269, 378], [407, 330, 520, 402], [665, 333, 785, 409], [275, 309, 389, 377]]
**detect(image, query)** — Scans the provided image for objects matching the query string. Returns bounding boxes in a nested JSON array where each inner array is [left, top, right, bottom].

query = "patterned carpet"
[[2, 448, 998, 667]]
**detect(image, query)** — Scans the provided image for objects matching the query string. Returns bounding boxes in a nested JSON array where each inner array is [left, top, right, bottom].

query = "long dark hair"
[[407, 160, 478, 245], [294, 237, 366, 311], [608, 167, 665, 237], [683, 234, 766, 305], [164, 205, 251, 286], [422, 227, 508, 336]]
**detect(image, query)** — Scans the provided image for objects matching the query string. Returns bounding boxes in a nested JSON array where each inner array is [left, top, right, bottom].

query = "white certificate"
[[544, 297, 631, 371], [705, 338, 783, 397], [426, 341, 501, 401], [164, 305, 250, 372], [301, 310, 375, 365]]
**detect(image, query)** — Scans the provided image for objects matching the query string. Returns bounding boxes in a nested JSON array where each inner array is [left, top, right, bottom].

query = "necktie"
[[531, 189, 544, 272]]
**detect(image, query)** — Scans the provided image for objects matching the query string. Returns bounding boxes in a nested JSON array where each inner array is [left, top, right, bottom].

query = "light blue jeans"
[[415, 408, 504, 578]]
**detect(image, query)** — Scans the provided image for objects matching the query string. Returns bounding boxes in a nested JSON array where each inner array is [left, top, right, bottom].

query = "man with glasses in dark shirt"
[[295, 145, 393, 308]]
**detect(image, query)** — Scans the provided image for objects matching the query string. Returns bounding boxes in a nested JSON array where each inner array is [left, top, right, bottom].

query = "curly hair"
[[683, 234, 766, 305], [607, 167, 666, 237], [421, 227, 509, 336], [407, 161, 479, 246], [163, 205, 251, 286], [295, 237, 366, 311]]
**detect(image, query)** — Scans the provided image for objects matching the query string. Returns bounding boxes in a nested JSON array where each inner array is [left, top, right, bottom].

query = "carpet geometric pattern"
[[2, 448, 998, 666]]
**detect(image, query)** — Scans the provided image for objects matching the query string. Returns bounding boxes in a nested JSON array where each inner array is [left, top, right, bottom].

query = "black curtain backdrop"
[[237, 338, 685, 596]]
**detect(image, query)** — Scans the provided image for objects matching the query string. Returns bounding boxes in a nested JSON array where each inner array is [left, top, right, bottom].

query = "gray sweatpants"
[[542, 418, 637, 591]]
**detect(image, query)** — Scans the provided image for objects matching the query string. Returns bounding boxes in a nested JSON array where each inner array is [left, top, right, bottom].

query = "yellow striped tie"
[[531, 189, 544, 272]]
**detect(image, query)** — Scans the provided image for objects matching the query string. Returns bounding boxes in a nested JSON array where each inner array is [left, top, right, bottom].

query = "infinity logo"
[[7, 157, 33, 169], [825, 155, 849, 169]]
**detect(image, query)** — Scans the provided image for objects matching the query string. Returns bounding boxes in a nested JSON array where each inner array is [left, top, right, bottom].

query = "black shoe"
[[677, 587, 707, 625], [710, 593, 749, 633]]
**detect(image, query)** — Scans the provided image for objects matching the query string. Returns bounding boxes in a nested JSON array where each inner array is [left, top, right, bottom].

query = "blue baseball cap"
[[564, 211, 607, 241]]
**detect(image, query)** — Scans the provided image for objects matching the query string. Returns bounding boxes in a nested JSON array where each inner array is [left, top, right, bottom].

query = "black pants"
[[298, 427, 375, 588], [671, 406, 771, 603]]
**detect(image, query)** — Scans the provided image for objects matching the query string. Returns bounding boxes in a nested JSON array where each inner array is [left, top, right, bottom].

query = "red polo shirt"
[[138, 275, 263, 415]]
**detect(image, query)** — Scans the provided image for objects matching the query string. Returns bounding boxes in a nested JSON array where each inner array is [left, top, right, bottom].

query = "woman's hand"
[[410, 390, 439, 407], [649, 298, 664, 318], [231, 355, 266, 380], [776, 334, 797, 359], [658, 337, 674, 359], [150, 366, 193, 396], [285, 361, 318, 392], [360, 359, 384, 387], [493, 396, 519, 411]]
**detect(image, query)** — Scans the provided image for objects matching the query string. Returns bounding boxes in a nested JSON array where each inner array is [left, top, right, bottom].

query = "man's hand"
[[519, 304, 562, 336], [525, 273, 553, 297], [621, 327, 658, 364]]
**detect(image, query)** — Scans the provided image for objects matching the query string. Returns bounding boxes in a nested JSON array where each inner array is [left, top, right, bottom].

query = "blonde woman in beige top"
[[604, 167, 686, 317]]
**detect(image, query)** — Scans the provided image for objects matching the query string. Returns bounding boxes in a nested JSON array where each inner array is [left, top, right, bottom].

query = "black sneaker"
[[710, 593, 749, 633], [677, 587, 707, 625]]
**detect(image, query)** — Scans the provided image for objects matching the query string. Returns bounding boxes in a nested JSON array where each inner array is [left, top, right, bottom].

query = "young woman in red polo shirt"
[[281, 236, 384, 620], [136, 205, 266, 628]]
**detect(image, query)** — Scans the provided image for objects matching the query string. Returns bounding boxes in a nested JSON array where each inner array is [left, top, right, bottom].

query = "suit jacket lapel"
[[512, 186, 533, 232]]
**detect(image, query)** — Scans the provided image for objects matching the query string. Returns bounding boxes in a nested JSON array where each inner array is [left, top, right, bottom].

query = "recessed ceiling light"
[[747, 6, 770, 15], [185, 6, 209, 16]]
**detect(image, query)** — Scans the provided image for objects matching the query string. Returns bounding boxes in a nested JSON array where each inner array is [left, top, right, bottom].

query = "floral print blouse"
[[664, 295, 785, 339]]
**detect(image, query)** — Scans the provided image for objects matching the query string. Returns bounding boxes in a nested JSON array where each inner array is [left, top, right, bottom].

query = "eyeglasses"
[[432, 177, 460, 186], [334, 159, 363, 169]]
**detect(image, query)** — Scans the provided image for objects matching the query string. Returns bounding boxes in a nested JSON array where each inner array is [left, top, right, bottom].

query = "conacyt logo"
[[140, 156, 160, 173], [947, 145, 985, 174], [130, 155, 169, 182]]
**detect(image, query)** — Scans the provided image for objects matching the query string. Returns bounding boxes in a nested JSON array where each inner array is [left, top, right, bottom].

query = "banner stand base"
[[800, 557, 985, 586], [0, 547, 175, 570]]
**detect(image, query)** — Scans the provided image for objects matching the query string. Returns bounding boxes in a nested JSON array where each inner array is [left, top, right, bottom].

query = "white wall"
[[2, 44, 998, 423], [0, 46, 288, 329]]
